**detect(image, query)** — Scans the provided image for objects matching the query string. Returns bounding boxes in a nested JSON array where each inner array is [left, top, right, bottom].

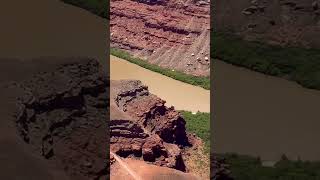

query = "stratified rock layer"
[[14, 58, 108, 180], [110, 0, 210, 76], [110, 80, 233, 179], [110, 80, 189, 171]]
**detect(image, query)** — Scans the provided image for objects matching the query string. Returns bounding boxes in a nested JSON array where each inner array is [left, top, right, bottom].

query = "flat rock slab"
[[111, 156, 200, 180]]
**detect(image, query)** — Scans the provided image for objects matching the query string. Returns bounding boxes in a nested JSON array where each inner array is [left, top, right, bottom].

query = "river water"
[[110, 55, 210, 113], [213, 60, 320, 161]]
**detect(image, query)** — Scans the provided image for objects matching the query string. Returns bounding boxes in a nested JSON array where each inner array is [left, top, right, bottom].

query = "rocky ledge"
[[110, 80, 233, 179], [110, 80, 190, 171]]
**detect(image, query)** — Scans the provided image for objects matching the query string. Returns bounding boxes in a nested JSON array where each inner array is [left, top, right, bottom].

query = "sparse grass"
[[61, 0, 108, 18], [181, 111, 210, 179], [180, 111, 210, 153], [212, 32, 320, 90], [187, 147, 210, 179], [217, 153, 320, 180], [111, 48, 210, 90]]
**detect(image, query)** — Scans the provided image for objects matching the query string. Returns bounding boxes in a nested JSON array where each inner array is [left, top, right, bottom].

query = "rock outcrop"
[[214, 0, 320, 48], [110, 0, 210, 76], [14, 58, 108, 180], [110, 80, 190, 172]]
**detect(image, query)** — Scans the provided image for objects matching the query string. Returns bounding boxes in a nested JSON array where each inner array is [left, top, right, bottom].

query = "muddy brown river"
[[213, 60, 320, 161], [110, 55, 210, 113]]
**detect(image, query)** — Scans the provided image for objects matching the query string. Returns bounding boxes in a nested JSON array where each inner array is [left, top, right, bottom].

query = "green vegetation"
[[111, 48, 210, 90], [212, 32, 320, 90], [217, 153, 320, 180], [61, 0, 108, 18], [180, 111, 210, 152]]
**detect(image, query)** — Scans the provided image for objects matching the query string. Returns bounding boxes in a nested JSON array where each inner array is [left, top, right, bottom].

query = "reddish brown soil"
[[110, 0, 210, 76]]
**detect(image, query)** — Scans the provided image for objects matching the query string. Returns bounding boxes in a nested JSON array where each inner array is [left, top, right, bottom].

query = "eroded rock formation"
[[110, 0, 210, 76], [14, 58, 108, 180], [110, 80, 233, 179], [110, 80, 189, 171]]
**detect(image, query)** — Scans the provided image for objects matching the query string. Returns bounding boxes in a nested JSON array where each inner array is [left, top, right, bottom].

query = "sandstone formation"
[[214, 0, 320, 48], [109, 80, 235, 179], [13, 58, 108, 180], [110, 80, 189, 172], [110, 0, 210, 76]]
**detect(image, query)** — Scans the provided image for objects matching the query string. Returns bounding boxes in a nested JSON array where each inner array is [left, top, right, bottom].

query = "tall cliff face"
[[214, 0, 320, 48], [110, 0, 210, 76]]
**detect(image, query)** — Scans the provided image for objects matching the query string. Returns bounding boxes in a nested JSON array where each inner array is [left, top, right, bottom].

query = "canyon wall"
[[110, 0, 210, 76]]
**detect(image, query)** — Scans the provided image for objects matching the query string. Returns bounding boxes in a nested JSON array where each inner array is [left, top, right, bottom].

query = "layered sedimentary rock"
[[110, 80, 233, 179], [110, 80, 189, 171], [14, 58, 108, 180], [110, 0, 210, 76], [214, 0, 320, 48]]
